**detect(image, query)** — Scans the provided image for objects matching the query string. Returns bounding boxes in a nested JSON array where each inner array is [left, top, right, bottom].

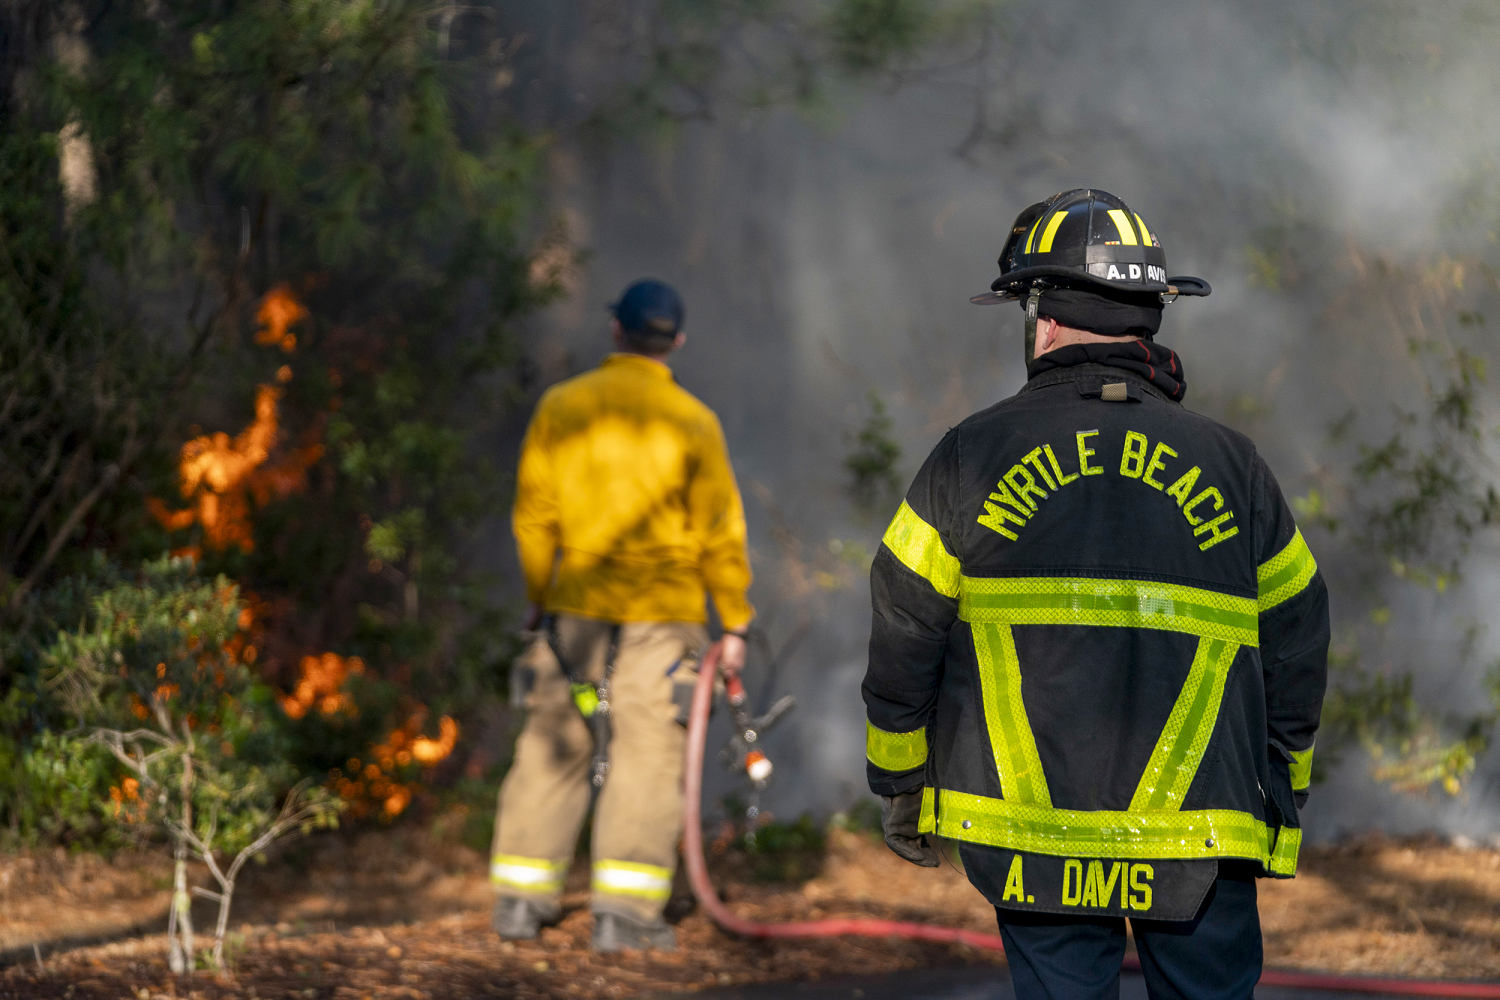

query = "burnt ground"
[[3, 821, 1500, 999]]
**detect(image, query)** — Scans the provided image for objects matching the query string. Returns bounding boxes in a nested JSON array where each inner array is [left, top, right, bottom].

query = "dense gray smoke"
[[497, 0, 1500, 841]]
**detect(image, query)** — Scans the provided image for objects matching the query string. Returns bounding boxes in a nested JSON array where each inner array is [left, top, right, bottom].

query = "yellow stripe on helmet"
[[1134, 212, 1155, 246], [1035, 210, 1070, 254], [1106, 209, 1139, 246], [1023, 215, 1044, 255]]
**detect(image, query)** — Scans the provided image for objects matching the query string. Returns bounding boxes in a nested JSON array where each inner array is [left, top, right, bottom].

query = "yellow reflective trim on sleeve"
[[1106, 209, 1139, 246], [1036, 210, 1070, 254], [919, 786, 936, 834], [1257, 528, 1318, 612], [959, 576, 1259, 646], [1268, 824, 1301, 875], [882, 500, 961, 599], [1131, 639, 1239, 811], [972, 623, 1052, 807], [491, 853, 568, 892], [866, 720, 928, 771], [1289, 743, 1314, 792], [592, 859, 674, 902], [931, 788, 1290, 867], [1134, 213, 1155, 246]]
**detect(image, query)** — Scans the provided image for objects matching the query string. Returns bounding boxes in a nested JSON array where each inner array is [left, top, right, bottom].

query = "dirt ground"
[[3, 822, 1500, 999]]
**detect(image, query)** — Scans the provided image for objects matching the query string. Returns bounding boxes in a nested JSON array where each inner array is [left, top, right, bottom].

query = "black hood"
[[1026, 339, 1187, 402]]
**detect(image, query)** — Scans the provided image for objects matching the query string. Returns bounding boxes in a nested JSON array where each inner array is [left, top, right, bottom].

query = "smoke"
[[502, 0, 1500, 840]]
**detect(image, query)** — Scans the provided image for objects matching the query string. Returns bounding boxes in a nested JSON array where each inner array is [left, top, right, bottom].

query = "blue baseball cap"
[[609, 279, 684, 336]]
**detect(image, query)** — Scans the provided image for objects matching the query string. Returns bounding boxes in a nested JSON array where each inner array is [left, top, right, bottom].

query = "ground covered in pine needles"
[[3, 822, 1500, 998]]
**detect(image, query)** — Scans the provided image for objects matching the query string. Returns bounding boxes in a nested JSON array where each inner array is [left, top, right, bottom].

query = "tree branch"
[[6, 425, 135, 614], [223, 781, 329, 886]]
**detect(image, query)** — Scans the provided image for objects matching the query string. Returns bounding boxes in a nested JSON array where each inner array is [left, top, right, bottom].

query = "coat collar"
[[601, 352, 675, 380]]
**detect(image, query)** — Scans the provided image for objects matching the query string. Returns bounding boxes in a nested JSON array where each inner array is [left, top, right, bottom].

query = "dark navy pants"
[[994, 867, 1262, 1000]]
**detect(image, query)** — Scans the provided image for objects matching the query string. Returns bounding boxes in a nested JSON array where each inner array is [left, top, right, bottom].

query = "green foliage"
[[1339, 337, 1494, 584], [43, 553, 341, 972], [0, 128, 176, 609], [1, 557, 138, 848], [1321, 650, 1494, 797], [1291, 488, 1338, 535], [723, 803, 829, 883], [145, 0, 555, 733], [1305, 327, 1500, 797], [825, 0, 935, 72], [829, 795, 885, 836], [583, 0, 1001, 133], [1, 726, 123, 849], [45, 555, 340, 856], [2, 1, 557, 844], [0, 0, 1011, 862], [845, 392, 904, 517], [1242, 201, 1322, 293]]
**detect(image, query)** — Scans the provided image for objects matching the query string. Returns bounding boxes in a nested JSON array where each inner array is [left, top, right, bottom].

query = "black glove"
[[880, 791, 940, 867]]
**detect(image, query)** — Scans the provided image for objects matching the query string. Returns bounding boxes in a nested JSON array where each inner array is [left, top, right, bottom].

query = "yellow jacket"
[[512, 353, 754, 629]]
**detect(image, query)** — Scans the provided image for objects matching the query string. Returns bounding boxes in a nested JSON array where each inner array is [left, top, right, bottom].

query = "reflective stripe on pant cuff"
[[491, 853, 568, 892], [592, 859, 673, 902]]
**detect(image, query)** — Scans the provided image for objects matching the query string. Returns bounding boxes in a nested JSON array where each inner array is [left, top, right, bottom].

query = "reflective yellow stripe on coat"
[[945, 573, 1304, 874], [1129, 638, 1238, 812], [971, 621, 1051, 806], [1258, 529, 1318, 612], [929, 788, 1301, 875], [959, 576, 1259, 646], [882, 501, 960, 598]]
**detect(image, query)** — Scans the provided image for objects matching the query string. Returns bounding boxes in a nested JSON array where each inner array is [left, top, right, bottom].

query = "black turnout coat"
[[863, 343, 1329, 920]]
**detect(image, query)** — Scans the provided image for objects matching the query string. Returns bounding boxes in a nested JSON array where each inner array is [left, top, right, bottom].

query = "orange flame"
[[411, 716, 459, 765], [279, 652, 458, 819], [255, 284, 306, 353], [279, 652, 364, 720], [224, 601, 256, 665], [147, 284, 457, 825], [149, 287, 323, 556], [329, 711, 459, 820], [109, 777, 147, 822]]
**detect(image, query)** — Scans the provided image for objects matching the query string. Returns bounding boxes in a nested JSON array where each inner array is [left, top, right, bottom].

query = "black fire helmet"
[[969, 188, 1211, 305]]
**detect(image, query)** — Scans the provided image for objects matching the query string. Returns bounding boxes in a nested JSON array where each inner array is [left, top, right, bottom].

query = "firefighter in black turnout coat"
[[862, 189, 1329, 999]]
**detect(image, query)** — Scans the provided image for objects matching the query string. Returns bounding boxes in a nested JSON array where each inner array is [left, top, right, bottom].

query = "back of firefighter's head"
[[610, 279, 685, 357], [969, 188, 1209, 354]]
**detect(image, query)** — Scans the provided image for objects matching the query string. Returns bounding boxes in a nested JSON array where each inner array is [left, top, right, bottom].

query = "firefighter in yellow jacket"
[[491, 279, 753, 953]]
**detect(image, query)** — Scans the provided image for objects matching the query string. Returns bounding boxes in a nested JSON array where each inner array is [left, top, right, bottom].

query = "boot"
[[492, 897, 561, 940], [591, 911, 677, 953]]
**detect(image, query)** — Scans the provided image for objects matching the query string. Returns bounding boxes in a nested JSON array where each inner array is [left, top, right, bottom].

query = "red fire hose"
[[681, 646, 1500, 998]]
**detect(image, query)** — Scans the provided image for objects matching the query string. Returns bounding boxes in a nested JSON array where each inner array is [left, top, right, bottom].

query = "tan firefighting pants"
[[490, 615, 707, 923]]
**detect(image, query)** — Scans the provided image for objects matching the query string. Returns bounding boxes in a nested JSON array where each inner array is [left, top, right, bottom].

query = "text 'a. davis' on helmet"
[[969, 188, 1211, 305]]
